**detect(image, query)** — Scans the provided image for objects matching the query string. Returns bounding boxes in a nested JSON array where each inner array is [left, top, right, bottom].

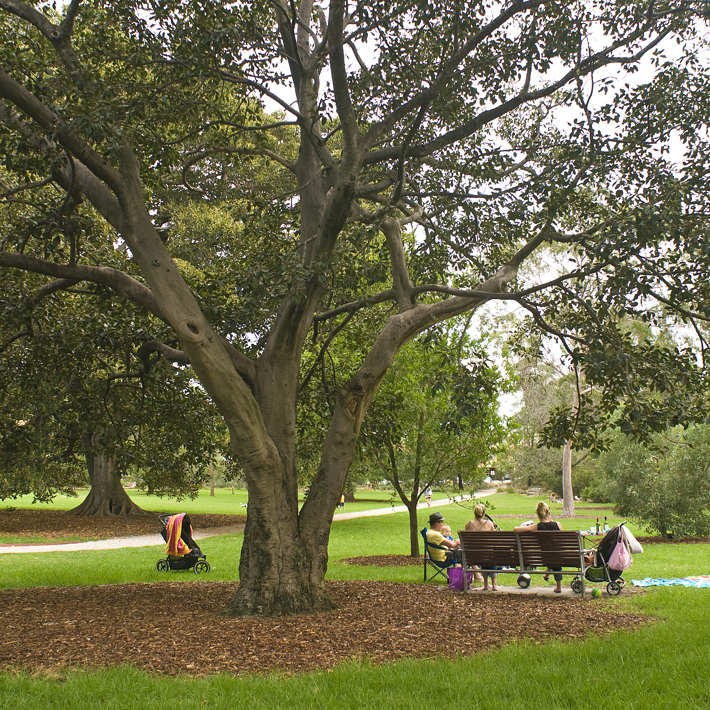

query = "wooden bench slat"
[[458, 532, 519, 568], [518, 532, 583, 567]]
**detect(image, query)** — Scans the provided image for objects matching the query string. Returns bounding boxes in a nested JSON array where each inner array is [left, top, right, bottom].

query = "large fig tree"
[[1, 1, 708, 615]]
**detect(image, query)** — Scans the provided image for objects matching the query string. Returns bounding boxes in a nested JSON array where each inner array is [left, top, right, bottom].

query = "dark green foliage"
[[596, 426, 710, 538], [0, 272, 222, 502]]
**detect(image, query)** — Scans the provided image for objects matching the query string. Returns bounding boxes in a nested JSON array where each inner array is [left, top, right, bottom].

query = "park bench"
[[526, 487, 542, 496], [457, 530, 586, 593]]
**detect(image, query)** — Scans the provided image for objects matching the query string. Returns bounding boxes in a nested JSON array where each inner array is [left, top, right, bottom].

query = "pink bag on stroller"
[[608, 531, 632, 571]]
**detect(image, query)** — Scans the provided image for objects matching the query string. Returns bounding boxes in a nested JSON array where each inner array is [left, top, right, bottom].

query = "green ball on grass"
[[591, 587, 602, 599]]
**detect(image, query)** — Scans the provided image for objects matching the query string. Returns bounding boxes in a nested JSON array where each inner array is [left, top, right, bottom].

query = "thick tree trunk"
[[222, 436, 336, 616], [70, 447, 149, 517], [223, 515, 335, 617], [561, 439, 575, 518]]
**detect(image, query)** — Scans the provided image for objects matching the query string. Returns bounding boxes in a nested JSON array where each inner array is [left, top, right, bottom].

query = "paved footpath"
[[331, 488, 496, 521], [0, 488, 497, 554]]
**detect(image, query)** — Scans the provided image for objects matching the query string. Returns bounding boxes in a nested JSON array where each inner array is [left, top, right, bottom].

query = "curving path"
[[331, 488, 497, 521], [0, 488, 498, 554]]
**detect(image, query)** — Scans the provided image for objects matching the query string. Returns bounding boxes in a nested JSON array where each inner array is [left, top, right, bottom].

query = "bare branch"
[[182, 146, 297, 188], [363, 0, 545, 148], [0, 175, 54, 199], [0, 252, 258, 386], [300, 309, 356, 391], [364, 22, 675, 166], [0, 252, 164, 318], [381, 218, 415, 309], [313, 289, 396, 322], [327, 0, 360, 153], [137, 339, 190, 367]]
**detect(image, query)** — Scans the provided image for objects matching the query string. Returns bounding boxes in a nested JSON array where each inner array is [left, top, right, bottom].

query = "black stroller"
[[571, 522, 629, 596], [155, 513, 211, 574]]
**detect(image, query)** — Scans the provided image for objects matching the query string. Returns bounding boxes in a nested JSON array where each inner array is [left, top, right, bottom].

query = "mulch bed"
[[0, 580, 650, 677], [341, 555, 421, 567], [0, 508, 664, 677]]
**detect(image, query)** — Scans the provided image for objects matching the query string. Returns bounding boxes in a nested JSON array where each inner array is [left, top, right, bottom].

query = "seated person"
[[464, 503, 498, 590], [514, 501, 564, 593], [426, 512, 460, 568], [441, 525, 456, 542]]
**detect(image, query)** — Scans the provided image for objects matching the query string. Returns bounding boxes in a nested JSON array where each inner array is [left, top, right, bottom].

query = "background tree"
[[0, 268, 223, 514], [498, 325, 586, 513], [595, 425, 710, 539], [1, 1, 709, 616], [358, 325, 506, 557]]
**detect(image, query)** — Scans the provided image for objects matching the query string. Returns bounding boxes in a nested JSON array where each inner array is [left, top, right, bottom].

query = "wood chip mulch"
[[0, 509, 655, 678], [340, 555, 421, 566], [0, 581, 650, 678]]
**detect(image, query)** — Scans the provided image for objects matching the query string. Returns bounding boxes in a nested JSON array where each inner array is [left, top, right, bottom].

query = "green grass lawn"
[[1, 489, 708, 709], [0, 486, 453, 518], [0, 492, 657, 590], [0, 488, 251, 515]]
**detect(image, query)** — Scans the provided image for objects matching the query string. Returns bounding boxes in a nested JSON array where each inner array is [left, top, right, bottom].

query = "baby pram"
[[571, 522, 631, 596], [155, 513, 210, 574]]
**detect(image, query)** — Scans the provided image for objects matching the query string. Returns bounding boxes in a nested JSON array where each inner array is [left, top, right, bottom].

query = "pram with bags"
[[571, 521, 640, 596], [155, 513, 210, 574]]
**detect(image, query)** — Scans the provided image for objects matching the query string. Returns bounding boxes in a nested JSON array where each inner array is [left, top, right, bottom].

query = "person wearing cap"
[[426, 512, 460, 566]]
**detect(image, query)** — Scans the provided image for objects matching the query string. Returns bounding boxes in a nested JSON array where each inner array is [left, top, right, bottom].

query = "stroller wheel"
[[607, 580, 622, 596], [517, 573, 531, 589], [156, 559, 169, 573], [571, 577, 583, 594], [193, 560, 211, 574]]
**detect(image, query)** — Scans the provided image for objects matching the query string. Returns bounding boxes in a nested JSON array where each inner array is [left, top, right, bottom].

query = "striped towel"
[[632, 576, 710, 588], [164, 513, 192, 557]]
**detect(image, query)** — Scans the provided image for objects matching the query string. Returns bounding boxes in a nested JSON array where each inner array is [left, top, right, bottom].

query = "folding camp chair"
[[421, 527, 457, 583]]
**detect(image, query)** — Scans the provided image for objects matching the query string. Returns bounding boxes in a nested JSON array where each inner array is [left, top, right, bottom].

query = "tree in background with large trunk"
[[0, 269, 223, 515], [2, 1, 710, 616]]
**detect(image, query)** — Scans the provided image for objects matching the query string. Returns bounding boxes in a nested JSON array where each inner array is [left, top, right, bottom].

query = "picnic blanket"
[[632, 576, 710, 588], [164, 513, 192, 557]]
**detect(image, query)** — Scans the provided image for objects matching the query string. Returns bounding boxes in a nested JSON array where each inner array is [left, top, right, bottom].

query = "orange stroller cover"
[[164, 513, 192, 557]]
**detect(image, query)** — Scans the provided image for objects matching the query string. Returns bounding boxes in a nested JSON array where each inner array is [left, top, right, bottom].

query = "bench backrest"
[[458, 531, 519, 568], [458, 530, 584, 570], [516, 531, 583, 568]]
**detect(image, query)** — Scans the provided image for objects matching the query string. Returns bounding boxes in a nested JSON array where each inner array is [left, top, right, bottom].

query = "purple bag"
[[448, 567, 474, 591], [608, 532, 632, 571]]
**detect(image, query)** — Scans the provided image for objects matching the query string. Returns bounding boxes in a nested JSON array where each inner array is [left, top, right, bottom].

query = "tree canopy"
[[596, 425, 710, 538], [1, 0, 710, 615], [357, 323, 507, 555]]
